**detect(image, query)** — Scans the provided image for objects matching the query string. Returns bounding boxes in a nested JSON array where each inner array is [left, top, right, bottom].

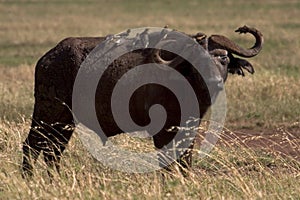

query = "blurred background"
[[0, 0, 299, 127]]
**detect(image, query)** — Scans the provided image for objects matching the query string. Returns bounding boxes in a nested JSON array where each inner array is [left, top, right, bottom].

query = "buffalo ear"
[[236, 58, 255, 74], [228, 57, 254, 76]]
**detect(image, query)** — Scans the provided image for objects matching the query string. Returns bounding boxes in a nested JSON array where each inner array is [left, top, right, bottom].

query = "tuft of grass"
[[225, 71, 300, 128]]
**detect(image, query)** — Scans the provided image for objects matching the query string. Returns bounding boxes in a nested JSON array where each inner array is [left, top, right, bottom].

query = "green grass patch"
[[0, 42, 53, 67]]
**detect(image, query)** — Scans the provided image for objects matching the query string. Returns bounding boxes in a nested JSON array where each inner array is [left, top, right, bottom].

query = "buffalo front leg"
[[153, 130, 195, 170], [177, 139, 195, 169]]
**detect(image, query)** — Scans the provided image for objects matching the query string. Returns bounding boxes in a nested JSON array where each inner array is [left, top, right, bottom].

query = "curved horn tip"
[[235, 25, 251, 33]]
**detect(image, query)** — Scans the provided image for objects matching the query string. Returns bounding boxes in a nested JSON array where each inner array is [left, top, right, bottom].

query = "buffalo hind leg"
[[42, 123, 74, 178], [22, 121, 47, 178]]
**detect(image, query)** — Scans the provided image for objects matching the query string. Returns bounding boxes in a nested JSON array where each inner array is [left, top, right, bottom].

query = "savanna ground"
[[0, 0, 299, 199]]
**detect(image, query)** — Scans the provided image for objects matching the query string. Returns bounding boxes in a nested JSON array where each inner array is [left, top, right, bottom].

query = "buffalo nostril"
[[217, 82, 224, 90], [208, 77, 224, 90], [217, 79, 224, 89]]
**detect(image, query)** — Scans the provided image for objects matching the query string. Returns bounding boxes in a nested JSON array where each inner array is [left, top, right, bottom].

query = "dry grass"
[[1, 120, 299, 199], [0, 0, 300, 199]]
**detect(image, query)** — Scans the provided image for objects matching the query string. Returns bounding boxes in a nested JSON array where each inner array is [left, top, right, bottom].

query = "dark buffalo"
[[22, 26, 263, 176]]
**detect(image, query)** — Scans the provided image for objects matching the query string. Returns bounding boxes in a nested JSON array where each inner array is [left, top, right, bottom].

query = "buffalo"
[[22, 25, 263, 176]]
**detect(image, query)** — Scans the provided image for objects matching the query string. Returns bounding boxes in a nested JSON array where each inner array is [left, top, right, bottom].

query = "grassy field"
[[0, 0, 299, 199]]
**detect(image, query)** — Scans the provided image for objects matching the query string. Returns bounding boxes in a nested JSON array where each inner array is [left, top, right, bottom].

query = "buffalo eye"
[[218, 55, 229, 65]]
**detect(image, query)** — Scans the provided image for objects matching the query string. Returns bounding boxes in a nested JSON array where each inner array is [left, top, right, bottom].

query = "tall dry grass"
[[1, 120, 299, 199]]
